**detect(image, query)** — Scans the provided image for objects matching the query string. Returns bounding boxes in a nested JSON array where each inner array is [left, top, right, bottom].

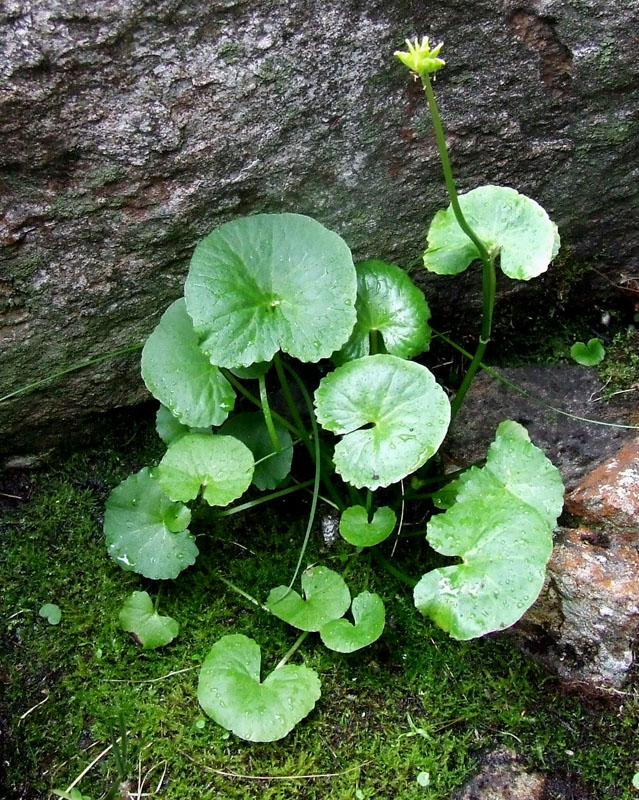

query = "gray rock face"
[[1, 0, 638, 462]]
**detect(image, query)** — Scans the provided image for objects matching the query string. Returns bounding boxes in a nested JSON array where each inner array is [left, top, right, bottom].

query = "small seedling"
[[571, 337, 606, 366], [38, 603, 61, 625], [118, 590, 179, 650]]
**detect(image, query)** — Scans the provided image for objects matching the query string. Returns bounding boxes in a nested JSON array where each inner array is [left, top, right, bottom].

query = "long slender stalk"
[[421, 73, 497, 420], [258, 373, 281, 452], [370, 548, 417, 588], [216, 479, 314, 517], [275, 631, 310, 669], [0, 344, 144, 404]]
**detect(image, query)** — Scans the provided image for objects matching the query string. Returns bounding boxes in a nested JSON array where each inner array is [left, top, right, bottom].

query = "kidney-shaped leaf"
[[141, 299, 235, 428], [104, 468, 197, 580], [423, 186, 560, 281], [320, 591, 385, 653], [119, 590, 179, 650], [156, 433, 254, 507], [414, 421, 563, 640], [570, 338, 605, 367], [198, 634, 321, 742], [314, 355, 450, 490], [267, 566, 351, 632], [339, 505, 396, 547], [220, 412, 293, 491], [184, 213, 357, 368], [334, 260, 431, 365]]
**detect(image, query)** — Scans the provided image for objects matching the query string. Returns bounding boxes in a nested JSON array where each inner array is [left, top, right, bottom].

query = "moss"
[[1, 411, 638, 799], [598, 326, 639, 399]]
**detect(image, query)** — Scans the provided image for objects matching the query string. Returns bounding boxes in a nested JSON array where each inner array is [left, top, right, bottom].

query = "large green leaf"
[[423, 186, 560, 280], [119, 591, 179, 650], [184, 213, 357, 368], [156, 433, 254, 507], [220, 412, 293, 491], [339, 505, 396, 547], [104, 468, 197, 580], [198, 634, 321, 742], [266, 566, 351, 632], [141, 299, 235, 427], [319, 592, 385, 653], [414, 421, 563, 640], [314, 355, 450, 490], [334, 260, 431, 364]]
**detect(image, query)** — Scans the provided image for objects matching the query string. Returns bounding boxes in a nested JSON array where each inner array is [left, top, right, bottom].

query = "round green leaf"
[[105, 468, 197, 580], [266, 566, 351, 632], [155, 404, 212, 445], [220, 412, 293, 491], [197, 634, 321, 742], [314, 354, 450, 490], [319, 592, 385, 653], [333, 260, 431, 365], [184, 213, 357, 367], [423, 186, 560, 280], [38, 603, 62, 625], [414, 421, 563, 640], [141, 299, 235, 427], [414, 476, 552, 640], [119, 590, 179, 650], [570, 338, 605, 366], [156, 433, 254, 507], [339, 505, 396, 547]]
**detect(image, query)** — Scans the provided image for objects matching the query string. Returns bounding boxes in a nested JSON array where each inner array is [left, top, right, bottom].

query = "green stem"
[[0, 344, 144, 404], [258, 373, 281, 453], [365, 489, 373, 522], [371, 548, 417, 588], [154, 583, 163, 612], [370, 328, 379, 356], [222, 370, 300, 439], [214, 573, 270, 612], [421, 73, 497, 421], [216, 479, 314, 517], [275, 631, 310, 669], [273, 354, 312, 453]]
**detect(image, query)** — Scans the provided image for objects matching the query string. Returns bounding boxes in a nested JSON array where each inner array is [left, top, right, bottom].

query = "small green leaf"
[[414, 421, 564, 640], [570, 338, 605, 366], [220, 412, 293, 491], [185, 213, 357, 367], [104, 467, 198, 580], [339, 505, 396, 547], [320, 592, 385, 653], [632, 772, 639, 790], [333, 260, 431, 365], [314, 354, 450, 490], [197, 634, 321, 742], [267, 566, 351, 632], [38, 603, 61, 625], [119, 591, 179, 650], [416, 771, 431, 787], [156, 433, 254, 507], [141, 299, 235, 427], [423, 186, 559, 280], [52, 789, 94, 800]]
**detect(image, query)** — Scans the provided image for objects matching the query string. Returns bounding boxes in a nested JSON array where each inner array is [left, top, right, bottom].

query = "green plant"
[[101, 37, 563, 743], [571, 337, 606, 366]]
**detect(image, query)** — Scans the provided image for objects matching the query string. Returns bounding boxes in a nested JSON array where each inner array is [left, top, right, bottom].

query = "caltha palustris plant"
[[103, 36, 564, 743]]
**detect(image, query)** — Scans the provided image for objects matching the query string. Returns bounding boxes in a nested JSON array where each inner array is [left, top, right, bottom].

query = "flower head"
[[394, 36, 445, 77]]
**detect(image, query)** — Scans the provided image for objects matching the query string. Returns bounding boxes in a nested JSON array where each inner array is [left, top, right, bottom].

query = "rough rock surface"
[[1, 0, 638, 462], [444, 365, 639, 688], [455, 748, 593, 800], [454, 749, 547, 800]]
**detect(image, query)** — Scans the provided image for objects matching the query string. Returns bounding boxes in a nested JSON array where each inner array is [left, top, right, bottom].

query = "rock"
[[443, 365, 637, 491], [1, 0, 638, 462], [565, 436, 639, 527], [443, 365, 639, 688], [515, 437, 639, 689], [455, 748, 546, 800]]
